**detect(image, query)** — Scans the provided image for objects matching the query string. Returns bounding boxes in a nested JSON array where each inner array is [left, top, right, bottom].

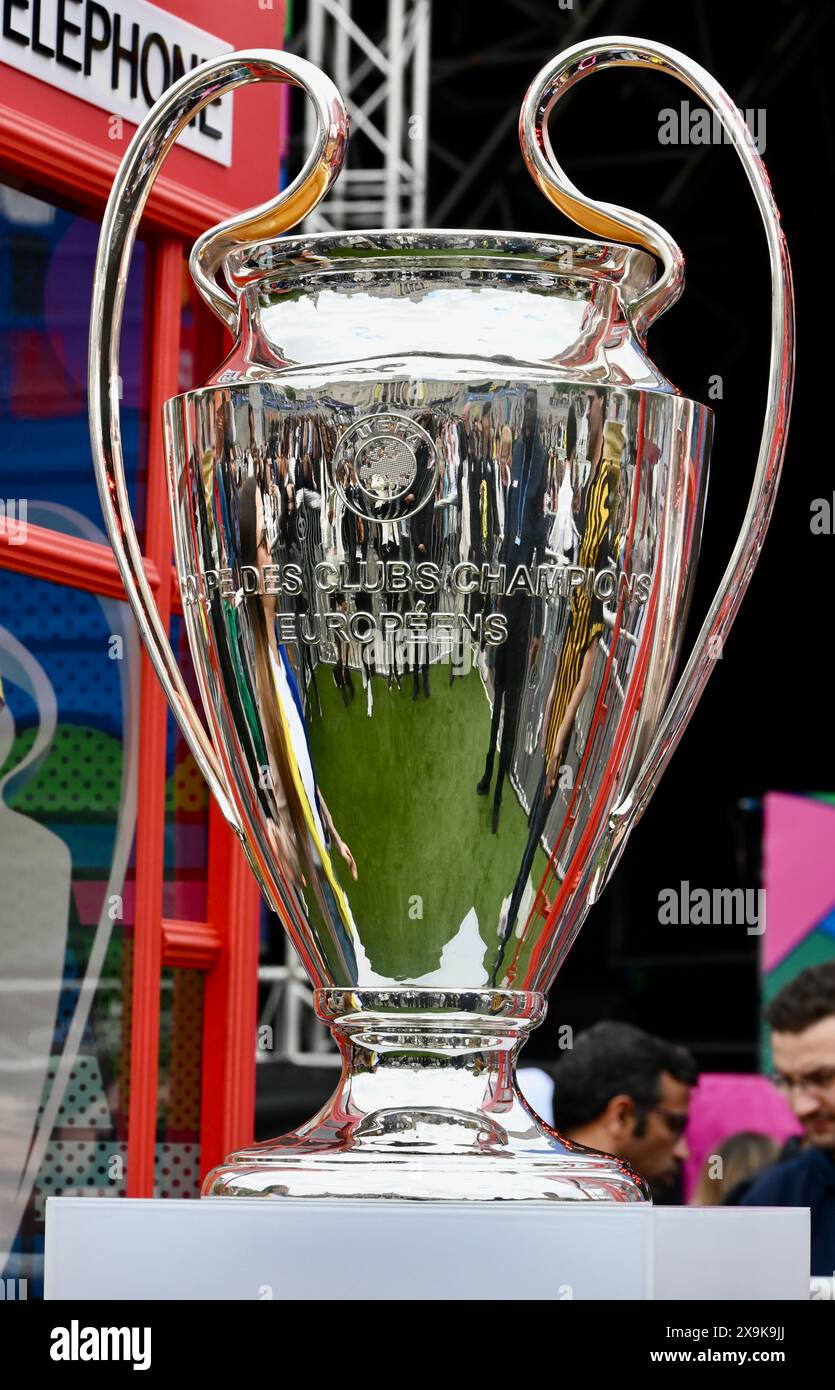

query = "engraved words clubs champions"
[[179, 557, 654, 648]]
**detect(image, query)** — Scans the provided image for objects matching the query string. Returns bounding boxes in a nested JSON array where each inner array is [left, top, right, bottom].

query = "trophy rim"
[[222, 226, 659, 292], [164, 371, 715, 413]]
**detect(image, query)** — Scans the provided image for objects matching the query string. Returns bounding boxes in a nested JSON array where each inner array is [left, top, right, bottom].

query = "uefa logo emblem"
[[332, 413, 438, 522]]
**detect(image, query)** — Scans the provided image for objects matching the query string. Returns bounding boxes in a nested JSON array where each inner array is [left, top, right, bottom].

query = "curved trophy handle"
[[190, 56, 347, 329], [89, 51, 348, 828], [519, 36, 794, 861]]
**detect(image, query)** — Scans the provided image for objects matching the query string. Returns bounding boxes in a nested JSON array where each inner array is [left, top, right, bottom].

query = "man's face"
[[255, 489, 270, 570], [585, 390, 603, 424], [772, 1016, 835, 1150], [622, 1071, 692, 1192]]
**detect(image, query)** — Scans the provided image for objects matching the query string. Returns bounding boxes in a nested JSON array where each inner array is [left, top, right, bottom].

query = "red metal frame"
[[127, 237, 180, 1196], [0, 100, 238, 243], [0, 0, 288, 242], [0, 517, 181, 610], [0, 1, 286, 1197], [202, 803, 264, 1173]]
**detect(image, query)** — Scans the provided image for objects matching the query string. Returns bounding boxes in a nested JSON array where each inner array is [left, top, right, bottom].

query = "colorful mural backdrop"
[[762, 791, 835, 1068]]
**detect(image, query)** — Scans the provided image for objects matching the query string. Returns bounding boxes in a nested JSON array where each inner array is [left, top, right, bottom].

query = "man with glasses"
[[550, 1021, 697, 1198], [735, 962, 835, 1275]]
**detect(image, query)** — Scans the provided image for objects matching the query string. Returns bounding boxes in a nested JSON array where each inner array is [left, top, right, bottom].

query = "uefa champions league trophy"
[[89, 38, 793, 1200]]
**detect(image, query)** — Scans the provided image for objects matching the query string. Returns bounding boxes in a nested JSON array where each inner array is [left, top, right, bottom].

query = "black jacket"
[[726, 1141, 835, 1276], [501, 432, 549, 566]]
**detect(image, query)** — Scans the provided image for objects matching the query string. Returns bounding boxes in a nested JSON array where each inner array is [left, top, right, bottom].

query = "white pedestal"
[[44, 1198, 809, 1300]]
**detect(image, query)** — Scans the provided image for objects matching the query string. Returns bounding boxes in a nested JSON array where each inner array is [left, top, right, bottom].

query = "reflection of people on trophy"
[[466, 400, 500, 633], [405, 430, 437, 700], [548, 398, 577, 563], [574, 384, 592, 489], [298, 449, 315, 492], [355, 589, 376, 717], [329, 590, 355, 707], [498, 412, 513, 491], [476, 590, 537, 833], [325, 458, 348, 567], [500, 389, 548, 566], [494, 390, 623, 977], [379, 520, 403, 691], [477, 389, 548, 832], [238, 479, 359, 975], [340, 457, 364, 586], [544, 391, 619, 796]]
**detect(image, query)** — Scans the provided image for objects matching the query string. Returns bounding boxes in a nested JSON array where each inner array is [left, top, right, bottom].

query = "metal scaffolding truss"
[[294, 0, 432, 231], [257, 954, 340, 1068], [426, 0, 613, 228]]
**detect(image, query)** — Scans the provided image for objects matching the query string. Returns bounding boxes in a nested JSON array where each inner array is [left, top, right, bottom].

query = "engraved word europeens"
[[180, 559, 652, 646]]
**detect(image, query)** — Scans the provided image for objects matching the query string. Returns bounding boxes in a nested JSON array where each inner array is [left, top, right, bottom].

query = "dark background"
[[263, 0, 829, 1129]]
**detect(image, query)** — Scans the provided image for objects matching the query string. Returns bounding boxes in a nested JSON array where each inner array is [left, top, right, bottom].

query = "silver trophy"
[[89, 39, 794, 1200]]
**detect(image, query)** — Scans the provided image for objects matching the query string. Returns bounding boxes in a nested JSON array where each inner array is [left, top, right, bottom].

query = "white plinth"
[[44, 1198, 809, 1301]]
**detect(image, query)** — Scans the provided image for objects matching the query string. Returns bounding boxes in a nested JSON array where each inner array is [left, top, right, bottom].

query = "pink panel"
[[762, 792, 835, 971], [684, 1071, 803, 1201]]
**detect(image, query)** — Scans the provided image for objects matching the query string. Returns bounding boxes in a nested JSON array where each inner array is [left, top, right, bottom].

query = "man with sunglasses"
[[550, 1021, 697, 1198], [735, 962, 835, 1275]]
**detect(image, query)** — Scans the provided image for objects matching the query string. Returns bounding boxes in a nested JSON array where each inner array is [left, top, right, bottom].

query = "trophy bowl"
[[89, 39, 793, 1200]]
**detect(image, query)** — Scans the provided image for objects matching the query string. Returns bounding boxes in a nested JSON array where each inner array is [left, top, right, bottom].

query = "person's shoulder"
[[736, 1162, 793, 1206], [739, 1147, 833, 1205]]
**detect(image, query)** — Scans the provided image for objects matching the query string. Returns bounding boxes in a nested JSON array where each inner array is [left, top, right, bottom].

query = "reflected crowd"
[[174, 376, 683, 990]]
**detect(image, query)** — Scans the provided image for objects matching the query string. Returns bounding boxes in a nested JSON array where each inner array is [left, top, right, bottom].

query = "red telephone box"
[[0, 0, 287, 1290]]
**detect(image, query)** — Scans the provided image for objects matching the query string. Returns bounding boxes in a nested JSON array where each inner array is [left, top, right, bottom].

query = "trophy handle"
[[89, 52, 348, 828], [519, 37, 794, 859]]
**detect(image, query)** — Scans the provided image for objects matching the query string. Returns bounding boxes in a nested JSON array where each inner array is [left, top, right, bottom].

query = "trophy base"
[[202, 1128, 648, 1203], [202, 989, 650, 1203]]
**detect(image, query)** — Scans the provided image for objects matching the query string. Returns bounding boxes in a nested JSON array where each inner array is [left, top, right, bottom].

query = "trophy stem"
[[202, 990, 649, 1202]]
